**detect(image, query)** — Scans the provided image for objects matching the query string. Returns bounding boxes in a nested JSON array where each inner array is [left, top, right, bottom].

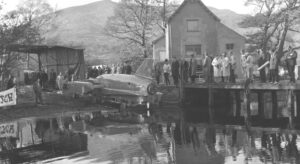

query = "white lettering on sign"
[[0, 122, 18, 138], [0, 88, 17, 107]]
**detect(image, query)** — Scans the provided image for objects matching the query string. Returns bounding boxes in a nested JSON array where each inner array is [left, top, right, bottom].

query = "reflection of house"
[[152, 0, 246, 78], [6, 45, 86, 83]]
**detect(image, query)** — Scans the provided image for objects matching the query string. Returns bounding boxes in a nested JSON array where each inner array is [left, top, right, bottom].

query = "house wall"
[[153, 37, 166, 63], [168, 0, 219, 60], [217, 23, 246, 78]]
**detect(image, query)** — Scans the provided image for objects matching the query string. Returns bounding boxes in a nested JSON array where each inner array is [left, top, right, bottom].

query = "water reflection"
[[2, 108, 300, 163]]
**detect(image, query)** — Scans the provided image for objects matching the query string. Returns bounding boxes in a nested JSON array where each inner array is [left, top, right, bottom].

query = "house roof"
[[6, 44, 84, 54], [152, 35, 165, 45], [219, 23, 246, 40], [167, 0, 220, 23]]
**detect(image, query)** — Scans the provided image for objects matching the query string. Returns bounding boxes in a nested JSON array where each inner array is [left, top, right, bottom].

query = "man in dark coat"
[[257, 49, 267, 83], [285, 46, 298, 83], [7, 74, 16, 89], [124, 62, 132, 74], [171, 57, 180, 86], [154, 62, 162, 85], [203, 52, 213, 83], [49, 69, 57, 89], [33, 78, 43, 105]]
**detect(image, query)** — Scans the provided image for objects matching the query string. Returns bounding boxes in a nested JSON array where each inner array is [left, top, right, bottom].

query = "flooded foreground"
[[0, 107, 300, 164]]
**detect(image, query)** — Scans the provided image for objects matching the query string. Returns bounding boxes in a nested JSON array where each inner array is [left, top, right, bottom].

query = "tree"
[[240, 0, 300, 56], [0, 0, 54, 86], [104, 0, 160, 58]]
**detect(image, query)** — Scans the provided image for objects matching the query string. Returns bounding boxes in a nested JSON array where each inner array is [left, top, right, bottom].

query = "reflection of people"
[[33, 78, 43, 105], [205, 127, 216, 156], [191, 126, 200, 153]]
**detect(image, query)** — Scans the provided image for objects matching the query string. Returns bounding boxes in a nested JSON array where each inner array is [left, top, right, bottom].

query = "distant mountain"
[[43, 0, 299, 64]]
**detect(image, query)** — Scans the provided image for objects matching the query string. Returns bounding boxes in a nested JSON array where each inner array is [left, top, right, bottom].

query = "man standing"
[[7, 74, 16, 89], [171, 57, 180, 86], [154, 62, 162, 85], [285, 46, 298, 83], [125, 61, 132, 74], [163, 59, 171, 85], [229, 51, 236, 83], [245, 52, 254, 80], [203, 52, 212, 83], [189, 54, 197, 83], [241, 49, 247, 80], [270, 49, 279, 84], [257, 49, 267, 83], [33, 78, 43, 105]]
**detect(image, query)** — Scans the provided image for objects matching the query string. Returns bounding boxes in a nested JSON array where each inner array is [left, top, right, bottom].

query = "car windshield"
[[135, 58, 153, 78]]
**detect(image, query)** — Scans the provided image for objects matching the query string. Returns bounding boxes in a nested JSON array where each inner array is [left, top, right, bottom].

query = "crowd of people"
[[87, 61, 132, 78], [155, 46, 298, 86]]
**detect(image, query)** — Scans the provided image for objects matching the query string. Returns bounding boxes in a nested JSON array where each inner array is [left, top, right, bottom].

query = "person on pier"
[[203, 52, 213, 83], [163, 59, 171, 86], [221, 52, 230, 83], [245, 52, 254, 80], [241, 49, 248, 80], [171, 57, 180, 86], [284, 46, 298, 83], [269, 49, 279, 84], [257, 49, 267, 83], [154, 62, 162, 85], [189, 54, 197, 83], [229, 51, 236, 83], [212, 55, 222, 83]]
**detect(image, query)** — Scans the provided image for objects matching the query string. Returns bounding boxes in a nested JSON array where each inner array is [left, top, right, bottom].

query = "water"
[[0, 107, 300, 164]]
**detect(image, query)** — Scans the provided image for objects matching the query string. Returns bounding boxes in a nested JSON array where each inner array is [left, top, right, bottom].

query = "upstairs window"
[[226, 43, 234, 50], [187, 19, 199, 32]]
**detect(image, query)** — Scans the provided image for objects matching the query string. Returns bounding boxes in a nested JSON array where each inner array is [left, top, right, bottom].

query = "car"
[[64, 58, 162, 110]]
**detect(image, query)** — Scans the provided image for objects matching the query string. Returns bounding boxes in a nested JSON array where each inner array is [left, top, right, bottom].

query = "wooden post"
[[244, 90, 251, 126], [289, 90, 295, 129], [235, 90, 241, 117], [208, 85, 214, 124], [272, 91, 278, 119], [257, 91, 264, 119]]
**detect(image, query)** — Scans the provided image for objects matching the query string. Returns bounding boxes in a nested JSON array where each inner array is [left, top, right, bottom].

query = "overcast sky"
[[2, 0, 254, 15]]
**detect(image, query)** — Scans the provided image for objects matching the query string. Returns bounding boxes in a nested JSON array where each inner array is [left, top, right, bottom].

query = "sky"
[[1, 0, 254, 15]]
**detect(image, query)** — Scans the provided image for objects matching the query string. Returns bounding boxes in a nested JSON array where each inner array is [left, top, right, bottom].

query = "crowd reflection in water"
[[171, 122, 300, 164]]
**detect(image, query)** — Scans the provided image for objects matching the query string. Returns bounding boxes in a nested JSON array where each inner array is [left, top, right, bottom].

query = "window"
[[185, 45, 201, 56], [226, 43, 234, 50], [187, 19, 199, 32]]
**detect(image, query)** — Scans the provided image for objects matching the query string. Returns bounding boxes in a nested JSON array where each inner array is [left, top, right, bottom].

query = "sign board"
[[0, 88, 17, 107], [0, 122, 18, 138]]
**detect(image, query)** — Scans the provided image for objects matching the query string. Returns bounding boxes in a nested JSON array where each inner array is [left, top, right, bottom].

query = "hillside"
[[42, 0, 299, 64]]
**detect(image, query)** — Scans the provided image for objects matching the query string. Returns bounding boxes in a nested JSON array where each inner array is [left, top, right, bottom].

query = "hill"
[[43, 0, 299, 64]]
